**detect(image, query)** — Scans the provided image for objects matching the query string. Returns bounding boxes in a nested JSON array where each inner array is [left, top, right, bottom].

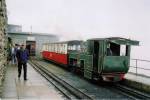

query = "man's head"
[[21, 44, 26, 50]]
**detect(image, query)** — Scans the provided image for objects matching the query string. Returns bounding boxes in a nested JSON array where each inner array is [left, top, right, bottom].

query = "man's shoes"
[[18, 75, 20, 78], [24, 78, 28, 81]]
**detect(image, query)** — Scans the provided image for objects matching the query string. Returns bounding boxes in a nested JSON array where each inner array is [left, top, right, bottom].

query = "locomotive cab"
[[87, 37, 139, 81], [102, 38, 139, 81]]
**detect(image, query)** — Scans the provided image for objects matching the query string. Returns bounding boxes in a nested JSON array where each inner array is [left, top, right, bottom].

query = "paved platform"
[[124, 73, 150, 93], [2, 63, 64, 100]]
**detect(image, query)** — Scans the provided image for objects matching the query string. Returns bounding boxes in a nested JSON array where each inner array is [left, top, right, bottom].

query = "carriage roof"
[[42, 40, 83, 45]]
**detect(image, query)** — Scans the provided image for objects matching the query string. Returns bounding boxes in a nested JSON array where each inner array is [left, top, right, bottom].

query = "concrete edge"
[[121, 79, 150, 94]]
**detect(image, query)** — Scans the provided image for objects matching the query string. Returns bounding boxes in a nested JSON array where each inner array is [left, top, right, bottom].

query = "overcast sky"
[[6, 0, 150, 60]]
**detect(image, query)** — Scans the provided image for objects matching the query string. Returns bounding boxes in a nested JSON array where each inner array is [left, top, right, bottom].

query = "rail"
[[130, 59, 150, 77]]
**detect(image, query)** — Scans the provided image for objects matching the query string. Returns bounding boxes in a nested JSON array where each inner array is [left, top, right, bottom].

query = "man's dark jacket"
[[16, 49, 29, 63]]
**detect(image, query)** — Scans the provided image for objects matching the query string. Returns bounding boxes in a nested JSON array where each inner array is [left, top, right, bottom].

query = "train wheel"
[[71, 66, 76, 73], [68, 66, 76, 73]]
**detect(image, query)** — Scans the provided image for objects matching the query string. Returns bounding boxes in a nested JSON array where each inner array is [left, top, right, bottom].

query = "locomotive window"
[[70, 45, 74, 51], [69, 46, 72, 50], [68, 45, 81, 51], [80, 42, 87, 53], [73, 45, 76, 50], [107, 42, 120, 56], [120, 45, 126, 56], [126, 45, 129, 56], [77, 45, 81, 50], [68, 46, 71, 50], [107, 42, 128, 56], [69, 45, 71, 50]]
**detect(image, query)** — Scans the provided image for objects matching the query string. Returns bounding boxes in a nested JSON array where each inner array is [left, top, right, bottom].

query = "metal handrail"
[[132, 59, 150, 62], [130, 59, 150, 76], [130, 66, 150, 71]]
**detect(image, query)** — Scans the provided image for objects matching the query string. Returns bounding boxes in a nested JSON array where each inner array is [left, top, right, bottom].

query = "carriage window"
[[64, 44, 68, 54], [63, 44, 65, 53], [50, 44, 52, 51], [42, 45, 46, 51], [52, 44, 55, 52], [46, 45, 48, 51]]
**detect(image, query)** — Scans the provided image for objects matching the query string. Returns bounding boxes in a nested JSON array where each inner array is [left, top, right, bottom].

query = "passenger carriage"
[[42, 40, 82, 66]]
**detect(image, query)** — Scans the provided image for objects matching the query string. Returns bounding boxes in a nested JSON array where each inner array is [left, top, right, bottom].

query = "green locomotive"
[[68, 37, 139, 82]]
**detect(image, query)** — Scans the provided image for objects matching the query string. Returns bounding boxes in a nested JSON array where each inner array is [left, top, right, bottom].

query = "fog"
[[6, 0, 150, 60]]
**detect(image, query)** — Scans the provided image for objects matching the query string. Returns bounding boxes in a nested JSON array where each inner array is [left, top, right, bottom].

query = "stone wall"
[[0, 0, 7, 95]]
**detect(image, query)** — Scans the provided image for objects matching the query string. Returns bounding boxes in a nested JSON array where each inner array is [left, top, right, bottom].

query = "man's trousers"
[[18, 62, 27, 80]]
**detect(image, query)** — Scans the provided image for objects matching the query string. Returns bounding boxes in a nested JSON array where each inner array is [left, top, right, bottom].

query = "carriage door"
[[93, 41, 99, 73], [26, 41, 36, 56]]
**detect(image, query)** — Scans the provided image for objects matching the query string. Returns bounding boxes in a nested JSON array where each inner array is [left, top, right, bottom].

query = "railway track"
[[29, 59, 150, 99], [29, 60, 93, 100]]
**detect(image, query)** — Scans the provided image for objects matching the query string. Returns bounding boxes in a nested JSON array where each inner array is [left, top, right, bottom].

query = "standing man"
[[11, 45, 15, 64], [16, 44, 29, 80], [12, 44, 18, 65]]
